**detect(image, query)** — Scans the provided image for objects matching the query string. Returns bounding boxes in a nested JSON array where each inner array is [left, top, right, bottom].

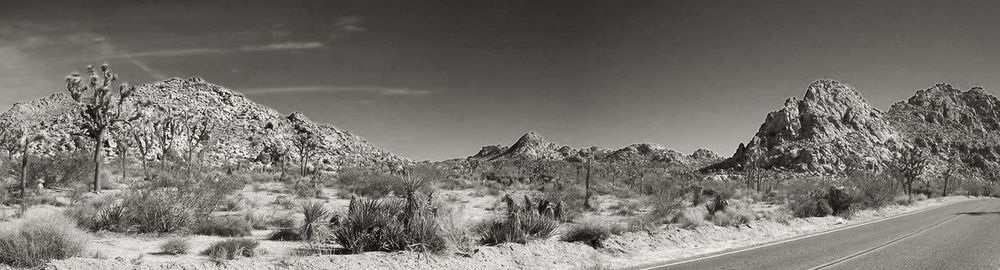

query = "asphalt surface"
[[641, 198, 1000, 270]]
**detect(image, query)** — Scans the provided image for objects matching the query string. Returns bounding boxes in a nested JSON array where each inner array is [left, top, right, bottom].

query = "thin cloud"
[[241, 41, 324, 52], [241, 86, 434, 96]]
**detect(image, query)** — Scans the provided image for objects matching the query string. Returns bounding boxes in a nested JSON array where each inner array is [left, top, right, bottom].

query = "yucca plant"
[[300, 201, 331, 240]]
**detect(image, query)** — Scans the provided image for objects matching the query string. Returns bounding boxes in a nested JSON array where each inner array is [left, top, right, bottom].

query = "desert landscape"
[[4, 1, 1000, 270]]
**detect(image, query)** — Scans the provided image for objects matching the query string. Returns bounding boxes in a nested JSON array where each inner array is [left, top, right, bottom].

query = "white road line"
[[635, 198, 982, 270], [809, 201, 986, 269]]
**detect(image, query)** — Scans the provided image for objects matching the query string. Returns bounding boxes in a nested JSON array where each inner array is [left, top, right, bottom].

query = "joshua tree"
[[940, 153, 961, 197], [583, 146, 596, 210], [65, 63, 138, 192], [893, 147, 928, 198]]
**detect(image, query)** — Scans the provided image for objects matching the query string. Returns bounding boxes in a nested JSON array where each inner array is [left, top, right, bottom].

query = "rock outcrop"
[[0, 77, 405, 171], [885, 84, 1000, 170], [705, 80, 905, 173]]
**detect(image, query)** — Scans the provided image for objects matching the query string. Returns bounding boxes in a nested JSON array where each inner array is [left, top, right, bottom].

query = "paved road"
[[641, 198, 1000, 270]]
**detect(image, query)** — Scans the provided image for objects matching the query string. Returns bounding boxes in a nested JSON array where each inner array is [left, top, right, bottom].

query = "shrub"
[[848, 171, 898, 208], [788, 187, 861, 218], [0, 213, 88, 267], [124, 189, 195, 233], [645, 191, 683, 223], [437, 206, 474, 254], [193, 216, 253, 237], [337, 172, 405, 199], [268, 229, 302, 241], [160, 238, 190, 255], [65, 197, 128, 232], [300, 201, 330, 240], [561, 222, 611, 248], [333, 197, 447, 253], [912, 193, 928, 202], [267, 214, 297, 229], [241, 210, 268, 230], [608, 201, 640, 216], [673, 208, 708, 228], [709, 200, 755, 226], [476, 211, 560, 245], [202, 238, 259, 260]]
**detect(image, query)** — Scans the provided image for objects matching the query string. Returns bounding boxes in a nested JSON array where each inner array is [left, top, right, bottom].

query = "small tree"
[[65, 63, 137, 192], [893, 147, 928, 198], [940, 153, 961, 197]]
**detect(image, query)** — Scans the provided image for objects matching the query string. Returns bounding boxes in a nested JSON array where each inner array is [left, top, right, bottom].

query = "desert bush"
[[193, 216, 253, 237], [67, 172, 246, 234], [202, 238, 259, 260], [268, 228, 302, 241], [124, 189, 195, 233], [160, 238, 190, 255], [437, 206, 474, 254], [673, 207, 708, 228], [476, 199, 560, 245], [608, 200, 640, 216], [709, 200, 755, 226], [848, 171, 898, 208], [241, 210, 268, 230], [542, 185, 585, 221], [65, 196, 129, 232], [788, 187, 861, 218], [300, 201, 330, 240], [267, 214, 297, 228], [333, 197, 447, 253], [0, 213, 88, 267], [644, 190, 684, 224], [337, 172, 405, 199], [561, 222, 611, 248]]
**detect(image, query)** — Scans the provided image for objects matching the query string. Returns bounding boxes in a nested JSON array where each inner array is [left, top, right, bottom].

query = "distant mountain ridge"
[[470, 131, 721, 165]]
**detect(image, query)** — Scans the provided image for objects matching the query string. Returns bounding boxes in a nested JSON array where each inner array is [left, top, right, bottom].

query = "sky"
[[3, 0, 1000, 161]]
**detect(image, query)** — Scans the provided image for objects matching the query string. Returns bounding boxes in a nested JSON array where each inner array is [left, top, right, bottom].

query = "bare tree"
[[65, 64, 138, 192]]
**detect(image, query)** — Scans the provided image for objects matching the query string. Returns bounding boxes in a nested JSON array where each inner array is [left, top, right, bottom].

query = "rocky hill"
[[706, 80, 1000, 173], [0, 77, 405, 172], [885, 84, 1000, 170], [471, 131, 720, 165]]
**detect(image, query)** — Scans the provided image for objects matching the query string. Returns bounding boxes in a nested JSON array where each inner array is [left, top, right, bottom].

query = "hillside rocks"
[[707, 79, 1000, 174], [0, 77, 404, 172], [705, 80, 905, 173], [886, 84, 1000, 170], [470, 131, 720, 166]]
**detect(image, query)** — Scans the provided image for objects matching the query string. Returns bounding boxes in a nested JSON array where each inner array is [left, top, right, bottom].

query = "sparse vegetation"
[[193, 216, 253, 237], [160, 238, 190, 255], [561, 221, 612, 248], [0, 213, 88, 267], [202, 238, 259, 260]]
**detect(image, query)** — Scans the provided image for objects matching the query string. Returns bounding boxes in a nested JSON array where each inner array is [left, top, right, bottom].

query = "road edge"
[[629, 197, 984, 270]]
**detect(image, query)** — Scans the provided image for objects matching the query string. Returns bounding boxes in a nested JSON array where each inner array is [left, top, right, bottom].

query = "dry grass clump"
[[160, 238, 190, 255], [0, 212, 88, 267], [673, 208, 708, 228], [193, 216, 253, 237], [561, 221, 612, 248], [202, 238, 259, 260], [67, 172, 246, 234], [709, 200, 756, 227]]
